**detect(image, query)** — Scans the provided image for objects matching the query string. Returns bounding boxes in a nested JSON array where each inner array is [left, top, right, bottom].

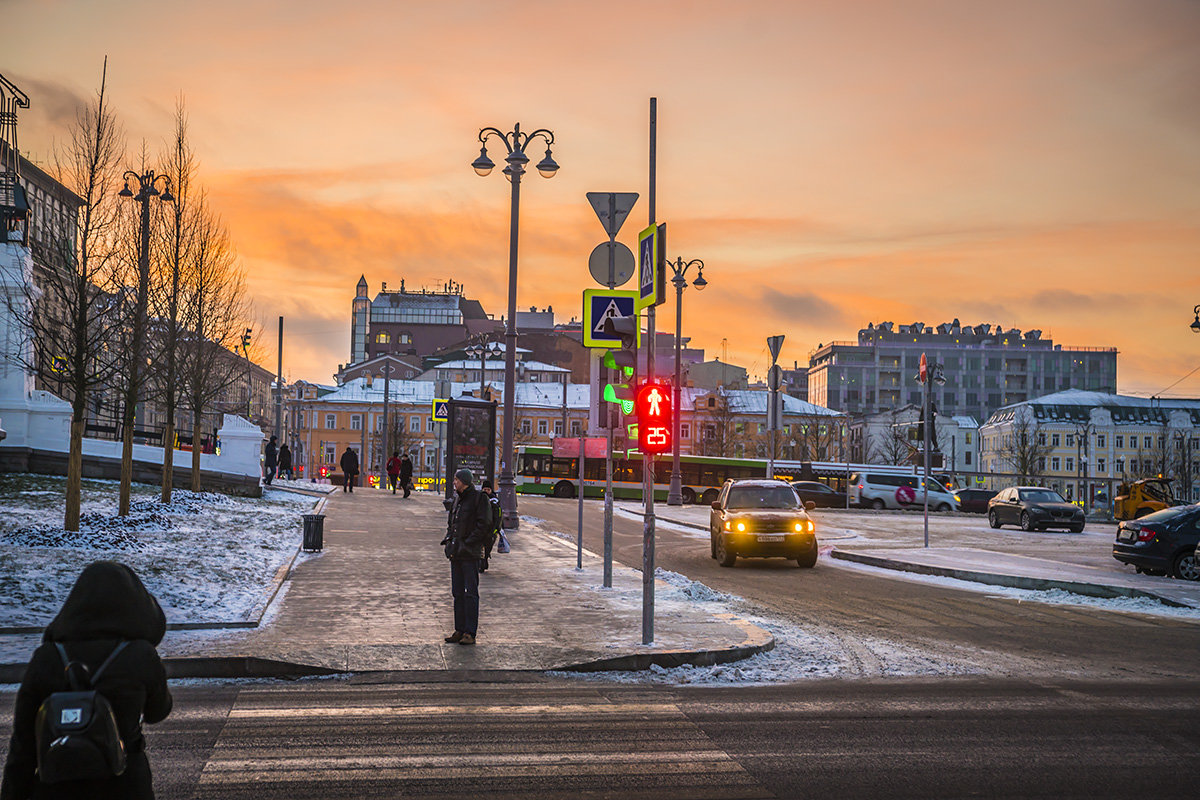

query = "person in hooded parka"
[[1, 561, 173, 800]]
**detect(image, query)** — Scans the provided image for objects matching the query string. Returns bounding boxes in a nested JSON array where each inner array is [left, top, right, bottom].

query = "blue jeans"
[[451, 558, 480, 636]]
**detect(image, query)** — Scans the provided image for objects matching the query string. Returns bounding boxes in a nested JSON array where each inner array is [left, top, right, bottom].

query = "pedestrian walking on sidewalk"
[[399, 453, 414, 498], [339, 446, 359, 493], [278, 443, 293, 480], [441, 468, 491, 645], [479, 479, 501, 573], [386, 451, 402, 494], [1, 561, 173, 800], [264, 435, 278, 485]]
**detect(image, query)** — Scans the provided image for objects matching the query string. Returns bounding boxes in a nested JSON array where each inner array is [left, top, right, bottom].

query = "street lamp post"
[[666, 258, 706, 505], [117, 170, 173, 516], [920, 358, 946, 548], [381, 363, 393, 479], [471, 123, 559, 530], [1191, 304, 1200, 334], [466, 335, 501, 399]]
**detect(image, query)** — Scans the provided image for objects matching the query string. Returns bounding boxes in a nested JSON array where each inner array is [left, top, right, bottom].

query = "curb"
[[557, 613, 775, 672], [830, 549, 1196, 608]]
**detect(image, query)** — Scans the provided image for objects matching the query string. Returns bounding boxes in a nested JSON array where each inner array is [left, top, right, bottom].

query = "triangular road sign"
[[593, 299, 625, 334], [587, 192, 639, 237]]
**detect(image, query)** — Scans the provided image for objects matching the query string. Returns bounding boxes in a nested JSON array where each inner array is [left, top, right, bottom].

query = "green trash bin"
[[302, 514, 324, 552]]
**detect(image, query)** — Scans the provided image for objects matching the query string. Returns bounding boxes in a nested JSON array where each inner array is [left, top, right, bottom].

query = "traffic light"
[[601, 314, 639, 417], [635, 382, 672, 455], [241, 327, 252, 352]]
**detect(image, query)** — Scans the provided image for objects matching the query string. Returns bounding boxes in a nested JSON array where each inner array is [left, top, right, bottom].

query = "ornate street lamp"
[[472, 123, 558, 530], [116, 170, 173, 516], [1191, 304, 1200, 334], [666, 257, 706, 505]]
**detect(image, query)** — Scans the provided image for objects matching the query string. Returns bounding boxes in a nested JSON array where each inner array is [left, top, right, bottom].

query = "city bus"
[[513, 445, 770, 504]]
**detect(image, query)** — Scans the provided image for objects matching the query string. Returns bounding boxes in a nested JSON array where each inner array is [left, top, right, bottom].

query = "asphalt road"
[[4, 677, 1195, 798], [517, 496, 1200, 680]]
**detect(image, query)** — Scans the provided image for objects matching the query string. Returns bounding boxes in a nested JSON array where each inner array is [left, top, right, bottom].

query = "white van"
[[850, 471, 960, 511]]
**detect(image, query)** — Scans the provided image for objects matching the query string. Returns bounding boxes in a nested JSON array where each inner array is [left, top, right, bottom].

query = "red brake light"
[[1137, 527, 1158, 542]]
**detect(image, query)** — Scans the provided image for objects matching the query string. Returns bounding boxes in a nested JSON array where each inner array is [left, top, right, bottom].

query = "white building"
[[979, 390, 1200, 505]]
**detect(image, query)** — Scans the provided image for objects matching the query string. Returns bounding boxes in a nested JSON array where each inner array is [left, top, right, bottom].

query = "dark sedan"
[[710, 479, 818, 568], [791, 481, 847, 508], [957, 488, 998, 514], [988, 486, 1085, 532], [1113, 503, 1200, 580]]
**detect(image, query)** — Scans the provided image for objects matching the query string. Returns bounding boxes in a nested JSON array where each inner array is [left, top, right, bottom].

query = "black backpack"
[[35, 641, 129, 784]]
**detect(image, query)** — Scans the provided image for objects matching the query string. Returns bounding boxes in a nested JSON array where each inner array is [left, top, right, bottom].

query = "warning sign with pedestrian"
[[431, 398, 449, 423], [582, 289, 639, 348]]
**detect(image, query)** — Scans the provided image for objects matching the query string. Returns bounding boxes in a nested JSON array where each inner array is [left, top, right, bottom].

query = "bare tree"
[[994, 414, 1050, 482], [696, 392, 736, 457], [4, 62, 127, 531], [867, 408, 916, 466], [178, 197, 248, 491], [148, 97, 197, 502]]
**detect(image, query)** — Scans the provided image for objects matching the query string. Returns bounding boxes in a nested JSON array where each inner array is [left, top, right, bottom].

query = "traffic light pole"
[[642, 97, 657, 646]]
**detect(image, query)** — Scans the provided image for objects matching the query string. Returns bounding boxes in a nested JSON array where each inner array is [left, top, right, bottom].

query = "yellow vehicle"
[[1114, 478, 1178, 520]]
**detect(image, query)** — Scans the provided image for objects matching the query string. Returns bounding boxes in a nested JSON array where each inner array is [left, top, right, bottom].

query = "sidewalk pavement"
[[1, 488, 772, 681], [647, 505, 1200, 611]]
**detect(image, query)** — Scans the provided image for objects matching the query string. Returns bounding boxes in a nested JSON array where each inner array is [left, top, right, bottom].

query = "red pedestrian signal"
[[635, 383, 672, 455]]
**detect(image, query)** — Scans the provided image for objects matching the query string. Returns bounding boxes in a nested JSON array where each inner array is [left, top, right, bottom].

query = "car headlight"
[[736, 521, 746, 532], [953, 494, 961, 502]]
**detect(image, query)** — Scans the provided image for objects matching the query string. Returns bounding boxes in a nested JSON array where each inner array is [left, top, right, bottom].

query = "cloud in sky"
[[7, 0, 1200, 395]]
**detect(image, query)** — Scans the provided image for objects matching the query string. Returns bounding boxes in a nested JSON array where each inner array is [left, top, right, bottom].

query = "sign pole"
[[577, 434, 585, 570], [922, 352, 931, 548], [642, 97, 657, 646]]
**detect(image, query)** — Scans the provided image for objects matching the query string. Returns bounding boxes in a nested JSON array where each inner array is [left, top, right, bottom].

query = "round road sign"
[[589, 241, 635, 287], [895, 485, 916, 505]]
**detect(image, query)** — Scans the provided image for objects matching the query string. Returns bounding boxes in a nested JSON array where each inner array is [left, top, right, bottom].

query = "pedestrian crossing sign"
[[582, 289, 639, 348], [431, 398, 449, 423]]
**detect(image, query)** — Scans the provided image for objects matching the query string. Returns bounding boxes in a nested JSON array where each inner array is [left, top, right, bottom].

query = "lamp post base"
[[499, 471, 519, 530], [667, 474, 683, 505]]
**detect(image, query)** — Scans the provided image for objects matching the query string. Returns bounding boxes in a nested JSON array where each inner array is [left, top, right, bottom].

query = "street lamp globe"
[[535, 148, 559, 178], [1191, 304, 1200, 333], [692, 268, 707, 291], [471, 147, 495, 177]]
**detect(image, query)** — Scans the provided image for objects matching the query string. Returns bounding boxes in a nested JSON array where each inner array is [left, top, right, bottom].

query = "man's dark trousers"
[[451, 558, 480, 636]]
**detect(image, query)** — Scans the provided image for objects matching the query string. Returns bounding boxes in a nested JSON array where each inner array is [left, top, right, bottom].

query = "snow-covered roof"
[[987, 389, 1200, 426], [686, 388, 842, 417], [425, 359, 568, 373]]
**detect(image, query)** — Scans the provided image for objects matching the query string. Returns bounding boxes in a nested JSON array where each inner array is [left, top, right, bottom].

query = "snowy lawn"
[[0, 474, 315, 628]]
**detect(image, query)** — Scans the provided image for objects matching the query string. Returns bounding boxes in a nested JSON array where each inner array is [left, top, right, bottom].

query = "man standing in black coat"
[[264, 435, 278, 485], [399, 453, 414, 498], [441, 468, 490, 645], [339, 446, 359, 493]]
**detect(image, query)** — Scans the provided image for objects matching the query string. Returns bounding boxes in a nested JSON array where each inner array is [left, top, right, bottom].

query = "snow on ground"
[[0, 474, 315, 627], [266, 477, 338, 494]]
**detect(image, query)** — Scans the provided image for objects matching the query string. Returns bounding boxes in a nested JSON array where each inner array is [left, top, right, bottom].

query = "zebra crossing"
[[192, 683, 774, 799]]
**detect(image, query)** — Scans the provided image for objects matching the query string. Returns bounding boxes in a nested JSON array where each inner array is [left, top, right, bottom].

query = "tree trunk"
[[66, 419, 85, 532], [191, 416, 203, 491], [161, 421, 175, 502]]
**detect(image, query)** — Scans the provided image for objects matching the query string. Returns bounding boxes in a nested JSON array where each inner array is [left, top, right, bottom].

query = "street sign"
[[583, 289, 639, 348], [919, 352, 928, 384], [636, 223, 666, 310], [587, 241, 635, 287], [768, 364, 783, 391], [431, 398, 449, 423], [635, 383, 672, 455], [586, 192, 639, 237], [767, 335, 785, 362]]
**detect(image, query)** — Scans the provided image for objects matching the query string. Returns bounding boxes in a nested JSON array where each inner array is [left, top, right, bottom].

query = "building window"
[[1116, 458, 1124, 474], [427, 418, 435, 432], [1066, 434, 1074, 447], [1144, 436, 1152, 449], [1096, 434, 1106, 448], [965, 452, 972, 465], [538, 419, 548, 435], [375, 332, 390, 344], [1038, 457, 1046, 471], [325, 414, 336, 429], [681, 423, 691, 439], [570, 420, 581, 436], [1038, 432, 1046, 446], [324, 445, 336, 464], [426, 449, 436, 467], [965, 432, 972, 445], [1051, 434, 1060, 447], [410, 416, 421, 432], [521, 419, 532, 435], [1051, 457, 1060, 471], [529, 373, 539, 382], [1115, 435, 1123, 449], [553, 420, 563, 436], [708, 397, 716, 408], [1065, 457, 1074, 471], [1097, 457, 1106, 473], [1143, 459, 1152, 473], [351, 414, 362, 431]]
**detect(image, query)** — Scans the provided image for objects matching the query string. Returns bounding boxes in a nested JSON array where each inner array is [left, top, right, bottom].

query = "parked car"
[[790, 480, 847, 508], [710, 479, 818, 568], [987, 486, 1084, 532], [956, 488, 998, 514], [849, 471, 960, 512], [1113, 503, 1200, 580]]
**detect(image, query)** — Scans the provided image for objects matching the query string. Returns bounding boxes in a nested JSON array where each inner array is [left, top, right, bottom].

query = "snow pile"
[[0, 476, 313, 628]]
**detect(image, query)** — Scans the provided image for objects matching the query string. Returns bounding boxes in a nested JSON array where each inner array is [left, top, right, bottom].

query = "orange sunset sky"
[[7, 0, 1200, 398]]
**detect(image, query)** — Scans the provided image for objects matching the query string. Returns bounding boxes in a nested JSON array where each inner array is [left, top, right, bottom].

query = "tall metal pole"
[[275, 316, 283, 441], [382, 364, 391, 477], [668, 276, 684, 505], [119, 188, 151, 517], [643, 97, 657, 645], [577, 432, 585, 570], [923, 366, 931, 548], [499, 126, 523, 531]]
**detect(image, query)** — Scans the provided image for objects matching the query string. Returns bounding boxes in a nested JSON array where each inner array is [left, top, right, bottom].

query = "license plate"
[[757, 535, 784, 543], [1117, 530, 1135, 543]]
